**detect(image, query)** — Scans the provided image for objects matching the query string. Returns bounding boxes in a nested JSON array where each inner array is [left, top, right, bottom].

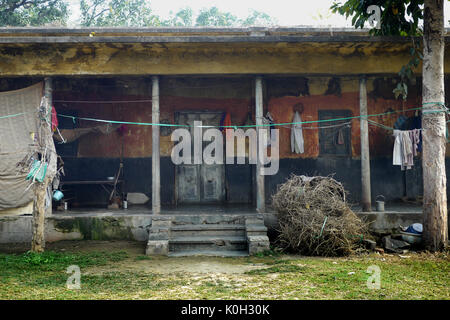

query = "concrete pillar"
[[152, 76, 161, 214], [255, 76, 265, 212], [359, 77, 371, 212]]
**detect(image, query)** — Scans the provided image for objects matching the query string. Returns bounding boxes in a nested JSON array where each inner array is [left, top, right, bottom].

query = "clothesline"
[[368, 119, 425, 133], [1, 103, 446, 129], [256, 115, 352, 130], [54, 99, 153, 104], [367, 120, 395, 131], [54, 105, 441, 129], [296, 122, 351, 130]]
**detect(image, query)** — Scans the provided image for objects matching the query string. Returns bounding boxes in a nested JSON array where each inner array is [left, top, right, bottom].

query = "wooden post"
[[255, 76, 265, 212], [359, 77, 371, 212], [44, 78, 53, 219], [152, 76, 161, 215], [31, 77, 55, 252]]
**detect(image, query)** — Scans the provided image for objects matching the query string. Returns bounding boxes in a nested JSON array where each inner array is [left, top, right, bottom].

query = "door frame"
[[174, 110, 226, 205]]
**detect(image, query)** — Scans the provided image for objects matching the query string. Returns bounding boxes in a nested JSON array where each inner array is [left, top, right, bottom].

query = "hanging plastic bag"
[[26, 160, 47, 183]]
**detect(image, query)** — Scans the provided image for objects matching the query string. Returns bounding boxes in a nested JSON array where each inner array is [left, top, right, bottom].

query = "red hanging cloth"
[[51, 105, 58, 132]]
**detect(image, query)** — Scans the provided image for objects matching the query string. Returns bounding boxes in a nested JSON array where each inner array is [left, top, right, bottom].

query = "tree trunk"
[[422, 0, 448, 251], [31, 78, 56, 253], [31, 184, 47, 252]]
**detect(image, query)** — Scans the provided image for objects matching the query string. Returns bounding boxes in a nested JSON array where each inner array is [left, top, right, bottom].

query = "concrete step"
[[246, 224, 267, 232], [169, 235, 248, 252], [146, 214, 268, 256], [245, 224, 268, 237], [168, 250, 248, 257], [170, 214, 248, 226], [245, 216, 265, 225], [170, 224, 246, 237]]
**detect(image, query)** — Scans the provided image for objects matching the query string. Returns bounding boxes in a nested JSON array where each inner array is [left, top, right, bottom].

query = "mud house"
[[0, 27, 449, 255]]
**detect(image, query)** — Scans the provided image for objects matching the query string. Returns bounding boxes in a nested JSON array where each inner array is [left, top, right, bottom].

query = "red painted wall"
[[54, 78, 423, 160]]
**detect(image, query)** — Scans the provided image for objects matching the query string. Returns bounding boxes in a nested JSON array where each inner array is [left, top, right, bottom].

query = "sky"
[[66, 0, 450, 27]]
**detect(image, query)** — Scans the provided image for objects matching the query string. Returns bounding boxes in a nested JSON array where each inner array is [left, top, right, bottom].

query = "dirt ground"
[[1, 240, 448, 299], [0, 240, 271, 274]]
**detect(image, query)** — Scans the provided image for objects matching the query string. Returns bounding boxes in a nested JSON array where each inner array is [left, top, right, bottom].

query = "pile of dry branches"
[[272, 175, 368, 256]]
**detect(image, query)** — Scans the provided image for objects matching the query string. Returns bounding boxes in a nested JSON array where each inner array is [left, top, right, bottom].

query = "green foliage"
[[240, 10, 276, 27], [77, 1, 275, 28], [134, 255, 152, 261], [331, 0, 425, 100], [194, 7, 276, 27], [238, 9, 277, 27], [23, 251, 57, 265], [0, 0, 68, 26], [393, 41, 422, 99], [79, 2, 275, 28], [195, 6, 238, 27], [0, 250, 128, 272], [80, 0, 160, 27], [245, 263, 305, 275], [253, 247, 283, 258], [331, 0, 423, 36], [161, 7, 193, 27]]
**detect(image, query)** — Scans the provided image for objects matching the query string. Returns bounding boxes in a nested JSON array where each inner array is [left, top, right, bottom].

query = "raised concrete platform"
[[353, 203, 423, 233], [0, 213, 152, 243], [0, 203, 425, 245]]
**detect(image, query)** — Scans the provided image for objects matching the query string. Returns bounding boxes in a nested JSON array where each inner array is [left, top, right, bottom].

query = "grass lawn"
[[0, 241, 448, 300]]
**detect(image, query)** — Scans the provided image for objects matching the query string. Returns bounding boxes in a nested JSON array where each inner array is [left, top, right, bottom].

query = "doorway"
[[175, 111, 225, 204]]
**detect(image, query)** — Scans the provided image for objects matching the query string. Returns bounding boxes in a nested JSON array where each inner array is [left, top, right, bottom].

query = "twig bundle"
[[272, 175, 368, 256]]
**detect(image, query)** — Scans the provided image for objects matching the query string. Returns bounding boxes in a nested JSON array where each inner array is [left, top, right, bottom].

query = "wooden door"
[[175, 111, 225, 204]]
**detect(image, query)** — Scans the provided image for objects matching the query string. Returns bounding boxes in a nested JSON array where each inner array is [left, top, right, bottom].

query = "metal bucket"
[[376, 195, 385, 212]]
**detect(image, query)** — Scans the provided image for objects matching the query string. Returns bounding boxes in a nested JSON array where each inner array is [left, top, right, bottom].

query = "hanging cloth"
[[220, 112, 231, 132], [51, 105, 58, 132], [410, 129, 420, 157], [401, 131, 413, 170], [393, 129, 419, 170], [291, 111, 304, 154], [262, 112, 275, 147], [411, 115, 422, 152], [337, 127, 344, 145], [393, 130, 402, 166]]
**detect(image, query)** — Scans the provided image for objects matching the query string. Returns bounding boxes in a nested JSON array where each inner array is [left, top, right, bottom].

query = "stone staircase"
[[146, 214, 270, 257]]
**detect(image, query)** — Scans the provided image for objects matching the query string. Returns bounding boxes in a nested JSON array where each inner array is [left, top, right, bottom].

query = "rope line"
[[1, 102, 446, 128], [0, 112, 27, 119], [54, 99, 153, 104], [56, 105, 439, 129]]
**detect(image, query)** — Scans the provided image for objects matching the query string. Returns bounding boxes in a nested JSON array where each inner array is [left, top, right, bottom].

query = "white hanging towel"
[[392, 130, 402, 166], [291, 111, 304, 154]]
